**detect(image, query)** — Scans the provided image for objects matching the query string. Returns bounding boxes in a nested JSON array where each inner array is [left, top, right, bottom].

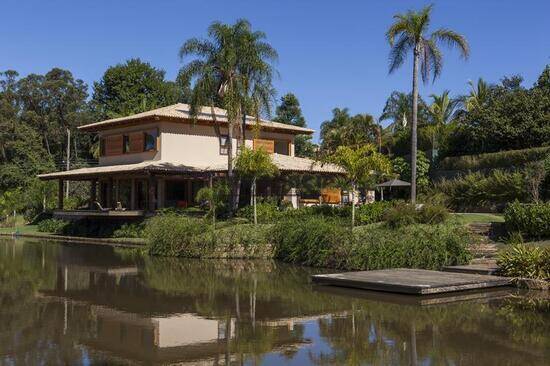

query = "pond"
[[0, 238, 548, 365]]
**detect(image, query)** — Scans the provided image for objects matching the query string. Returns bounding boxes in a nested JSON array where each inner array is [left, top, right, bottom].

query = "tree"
[[387, 4, 469, 203], [92, 58, 186, 119], [464, 78, 491, 112], [274, 93, 316, 157], [379, 91, 430, 132], [426, 90, 459, 153], [234, 147, 278, 224], [392, 151, 431, 191], [180, 19, 277, 213], [320, 108, 378, 154], [196, 181, 230, 227], [329, 145, 392, 228]]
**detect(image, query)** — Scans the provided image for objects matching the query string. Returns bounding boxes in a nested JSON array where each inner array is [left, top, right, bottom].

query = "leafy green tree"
[[196, 181, 230, 227], [235, 147, 278, 224], [464, 78, 491, 112], [92, 58, 186, 119], [180, 19, 277, 212], [274, 93, 317, 157], [392, 151, 431, 192], [386, 4, 469, 203], [379, 91, 430, 131], [330, 145, 392, 227], [320, 108, 378, 154]]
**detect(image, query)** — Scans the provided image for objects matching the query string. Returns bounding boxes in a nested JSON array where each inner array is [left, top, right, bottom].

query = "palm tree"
[[465, 78, 490, 112], [386, 5, 469, 203], [179, 19, 277, 213], [427, 90, 459, 153]]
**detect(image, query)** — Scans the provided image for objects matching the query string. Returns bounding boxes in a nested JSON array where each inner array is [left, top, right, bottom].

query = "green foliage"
[[272, 216, 470, 270], [497, 244, 549, 280], [320, 108, 379, 154], [236, 201, 281, 223], [445, 65, 550, 156], [112, 222, 144, 238], [195, 180, 230, 223], [144, 215, 205, 257], [37, 218, 68, 234], [379, 91, 430, 131], [504, 202, 550, 239], [235, 147, 278, 180], [438, 146, 550, 171], [92, 58, 186, 119], [192, 224, 273, 258], [272, 216, 351, 268], [349, 223, 472, 270], [355, 202, 392, 225], [392, 150, 430, 189], [433, 170, 526, 211], [384, 203, 449, 228]]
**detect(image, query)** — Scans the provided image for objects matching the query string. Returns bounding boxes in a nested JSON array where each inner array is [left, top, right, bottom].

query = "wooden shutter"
[[253, 139, 274, 154], [104, 135, 123, 156], [129, 132, 145, 153], [321, 188, 341, 204]]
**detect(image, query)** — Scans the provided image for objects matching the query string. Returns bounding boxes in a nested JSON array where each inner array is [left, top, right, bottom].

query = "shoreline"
[[0, 231, 144, 248]]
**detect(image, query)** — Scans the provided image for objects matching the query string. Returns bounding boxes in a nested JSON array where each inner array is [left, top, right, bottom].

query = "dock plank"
[[311, 268, 512, 295]]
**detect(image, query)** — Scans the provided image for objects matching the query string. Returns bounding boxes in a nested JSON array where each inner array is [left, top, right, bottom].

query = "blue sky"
[[2, 0, 548, 140]]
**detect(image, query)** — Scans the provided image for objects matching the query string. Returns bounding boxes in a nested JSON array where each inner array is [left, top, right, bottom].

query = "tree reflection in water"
[[0, 238, 548, 365]]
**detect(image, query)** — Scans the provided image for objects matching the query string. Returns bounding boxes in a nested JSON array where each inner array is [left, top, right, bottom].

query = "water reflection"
[[0, 238, 548, 365]]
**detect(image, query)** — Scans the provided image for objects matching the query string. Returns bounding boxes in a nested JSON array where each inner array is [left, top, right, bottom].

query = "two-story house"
[[38, 103, 342, 219]]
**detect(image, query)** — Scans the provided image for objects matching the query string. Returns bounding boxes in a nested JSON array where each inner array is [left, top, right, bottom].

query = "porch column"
[[90, 179, 97, 203], [57, 179, 64, 210], [186, 179, 193, 205], [147, 175, 157, 212], [106, 178, 113, 208], [130, 178, 136, 210]]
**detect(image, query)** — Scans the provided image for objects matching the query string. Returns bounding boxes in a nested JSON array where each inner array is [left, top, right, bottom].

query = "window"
[[219, 135, 229, 155], [274, 140, 290, 155], [143, 130, 157, 151], [123, 135, 130, 153]]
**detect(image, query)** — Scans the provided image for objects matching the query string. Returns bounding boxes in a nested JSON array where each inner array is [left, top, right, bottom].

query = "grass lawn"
[[451, 213, 504, 224]]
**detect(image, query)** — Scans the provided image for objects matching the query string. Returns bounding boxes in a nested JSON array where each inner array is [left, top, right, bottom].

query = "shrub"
[[355, 202, 391, 225], [433, 170, 526, 211], [37, 218, 68, 234], [497, 244, 549, 280], [383, 203, 418, 228], [272, 216, 351, 268], [237, 202, 282, 223], [350, 223, 472, 270], [504, 201, 550, 239], [193, 224, 273, 258], [418, 203, 449, 225], [144, 215, 205, 257], [112, 222, 144, 238], [438, 146, 550, 171]]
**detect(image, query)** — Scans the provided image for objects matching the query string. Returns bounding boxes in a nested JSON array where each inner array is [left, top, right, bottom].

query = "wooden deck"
[[442, 263, 500, 275], [311, 268, 512, 295]]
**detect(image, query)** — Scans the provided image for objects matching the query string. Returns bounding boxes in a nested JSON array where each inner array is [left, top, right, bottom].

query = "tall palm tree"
[[427, 90, 459, 152], [179, 19, 277, 212], [386, 5, 469, 203]]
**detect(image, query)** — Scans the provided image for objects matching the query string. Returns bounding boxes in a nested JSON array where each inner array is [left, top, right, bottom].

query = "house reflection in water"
[[41, 245, 312, 364]]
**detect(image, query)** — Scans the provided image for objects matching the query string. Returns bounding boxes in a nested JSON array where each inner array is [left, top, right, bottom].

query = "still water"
[[0, 238, 548, 366]]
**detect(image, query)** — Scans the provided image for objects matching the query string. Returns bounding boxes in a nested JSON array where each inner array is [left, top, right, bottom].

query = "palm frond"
[[432, 28, 470, 59]]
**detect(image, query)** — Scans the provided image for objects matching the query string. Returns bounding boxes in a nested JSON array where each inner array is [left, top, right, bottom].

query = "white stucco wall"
[[96, 120, 296, 167]]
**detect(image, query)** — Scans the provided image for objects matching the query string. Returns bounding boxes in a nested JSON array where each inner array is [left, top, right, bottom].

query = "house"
[[38, 103, 342, 219]]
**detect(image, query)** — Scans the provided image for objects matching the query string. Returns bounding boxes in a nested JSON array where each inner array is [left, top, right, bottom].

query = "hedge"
[[438, 146, 550, 171]]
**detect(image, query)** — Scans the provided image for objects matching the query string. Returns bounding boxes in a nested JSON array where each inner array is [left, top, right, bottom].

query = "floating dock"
[[442, 263, 500, 275], [311, 268, 512, 295]]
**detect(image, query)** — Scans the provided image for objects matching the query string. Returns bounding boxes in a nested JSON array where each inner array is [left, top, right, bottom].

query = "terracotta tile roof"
[[78, 103, 314, 134], [38, 154, 343, 180]]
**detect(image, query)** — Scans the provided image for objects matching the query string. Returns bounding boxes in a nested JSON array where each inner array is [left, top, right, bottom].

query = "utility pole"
[[65, 128, 70, 199]]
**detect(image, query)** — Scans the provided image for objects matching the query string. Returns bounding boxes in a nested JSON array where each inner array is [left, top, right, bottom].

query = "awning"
[[376, 178, 411, 187]]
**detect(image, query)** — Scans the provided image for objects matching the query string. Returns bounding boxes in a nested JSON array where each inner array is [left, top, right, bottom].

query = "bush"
[[271, 216, 470, 270], [350, 223, 472, 270], [497, 244, 549, 280], [192, 224, 273, 258], [112, 222, 144, 238], [37, 218, 68, 234], [383, 202, 449, 228], [355, 202, 391, 225], [433, 170, 526, 211], [272, 216, 351, 268], [237, 202, 282, 223], [438, 146, 550, 171], [504, 201, 550, 239], [144, 215, 205, 257]]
